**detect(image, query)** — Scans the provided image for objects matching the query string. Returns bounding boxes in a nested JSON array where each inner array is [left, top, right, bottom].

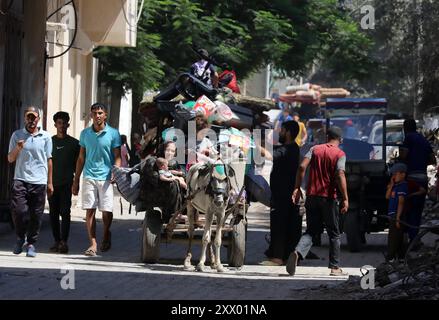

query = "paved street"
[[0, 191, 390, 300]]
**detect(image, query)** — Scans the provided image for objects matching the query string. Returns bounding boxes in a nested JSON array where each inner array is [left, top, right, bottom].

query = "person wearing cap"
[[48, 111, 79, 254], [8, 106, 53, 258], [385, 163, 408, 261], [287, 126, 349, 276], [292, 112, 308, 147], [386, 162, 426, 261], [72, 103, 121, 256], [190, 48, 219, 88]]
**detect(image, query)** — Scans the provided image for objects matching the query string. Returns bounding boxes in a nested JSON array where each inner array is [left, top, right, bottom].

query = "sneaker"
[[49, 242, 60, 253], [13, 239, 25, 255], [58, 241, 69, 254], [26, 244, 37, 258], [330, 267, 348, 276], [286, 251, 299, 276]]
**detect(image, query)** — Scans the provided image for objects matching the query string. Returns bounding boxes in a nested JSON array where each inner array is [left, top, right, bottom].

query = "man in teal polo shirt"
[[8, 106, 53, 258], [72, 103, 121, 256]]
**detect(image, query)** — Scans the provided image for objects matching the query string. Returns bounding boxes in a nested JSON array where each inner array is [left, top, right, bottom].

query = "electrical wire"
[[120, 0, 145, 28], [0, 0, 14, 15], [45, 0, 78, 60]]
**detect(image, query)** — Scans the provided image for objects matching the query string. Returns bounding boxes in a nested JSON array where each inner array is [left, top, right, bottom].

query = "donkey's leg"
[[208, 242, 217, 270], [213, 209, 227, 272], [184, 203, 195, 270], [197, 212, 213, 272]]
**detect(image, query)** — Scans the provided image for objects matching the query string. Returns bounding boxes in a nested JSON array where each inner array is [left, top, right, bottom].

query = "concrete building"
[[45, 0, 138, 138], [0, 0, 138, 220], [242, 65, 301, 99]]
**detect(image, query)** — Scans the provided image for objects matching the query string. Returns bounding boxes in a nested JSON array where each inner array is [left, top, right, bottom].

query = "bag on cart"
[[112, 163, 142, 205]]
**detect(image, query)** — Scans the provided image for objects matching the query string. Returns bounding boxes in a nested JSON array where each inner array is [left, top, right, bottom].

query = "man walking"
[[287, 127, 349, 276], [263, 120, 302, 265], [8, 106, 53, 257], [72, 103, 121, 256], [399, 119, 436, 245], [49, 111, 79, 254]]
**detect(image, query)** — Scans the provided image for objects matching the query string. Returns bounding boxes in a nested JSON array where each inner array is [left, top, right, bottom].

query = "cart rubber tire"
[[141, 210, 162, 263], [227, 217, 247, 267], [344, 209, 362, 252]]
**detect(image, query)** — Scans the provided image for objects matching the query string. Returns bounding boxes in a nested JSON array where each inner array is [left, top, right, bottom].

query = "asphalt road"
[[0, 195, 391, 300]]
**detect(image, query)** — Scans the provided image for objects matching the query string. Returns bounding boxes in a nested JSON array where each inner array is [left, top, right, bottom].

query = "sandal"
[[259, 260, 283, 266], [330, 268, 348, 276], [100, 232, 112, 252], [84, 247, 97, 256]]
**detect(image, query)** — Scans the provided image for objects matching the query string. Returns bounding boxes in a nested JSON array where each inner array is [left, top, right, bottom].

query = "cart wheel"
[[344, 209, 362, 252], [141, 209, 162, 263], [227, 210, 247, 267]]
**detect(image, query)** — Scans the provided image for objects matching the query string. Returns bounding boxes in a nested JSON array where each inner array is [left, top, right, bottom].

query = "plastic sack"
[[208, 101, 233, 123], [193, 95, 216, 117], [183, 101, 196, 109]]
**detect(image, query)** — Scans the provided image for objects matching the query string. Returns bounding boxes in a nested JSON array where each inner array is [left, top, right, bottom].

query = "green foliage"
[[95, 0, 374, 98], [322, 0, 439, 115]]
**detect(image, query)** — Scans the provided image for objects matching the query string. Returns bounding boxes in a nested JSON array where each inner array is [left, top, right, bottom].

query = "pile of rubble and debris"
[[296, 202, 439, 300]]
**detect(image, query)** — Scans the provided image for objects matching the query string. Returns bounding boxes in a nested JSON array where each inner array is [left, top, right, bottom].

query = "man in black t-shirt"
[[49, 112, 80, 254], [262, 121, 302, 266]]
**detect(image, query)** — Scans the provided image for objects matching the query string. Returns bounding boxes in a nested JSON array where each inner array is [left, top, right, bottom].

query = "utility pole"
[[413, 0, 422, 119], [265, 64, 271, 99]]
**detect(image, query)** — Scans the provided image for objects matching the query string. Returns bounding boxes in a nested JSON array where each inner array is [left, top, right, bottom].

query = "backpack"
[[112, 163, 142, 205]]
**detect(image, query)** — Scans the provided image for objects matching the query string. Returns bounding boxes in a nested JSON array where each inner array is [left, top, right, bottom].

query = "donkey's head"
[[209, 160, 230, 207]]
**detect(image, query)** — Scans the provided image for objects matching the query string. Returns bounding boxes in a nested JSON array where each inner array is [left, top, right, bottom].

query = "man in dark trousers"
[[287, 126, 349, 276], [49, 112, 79, 254], [8, 106, 53, 257], [399, 119, 436, 246], [262, 120, 301, 265]]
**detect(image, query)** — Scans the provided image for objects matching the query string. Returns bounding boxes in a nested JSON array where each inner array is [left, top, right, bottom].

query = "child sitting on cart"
[[156, 157, 187, 189]]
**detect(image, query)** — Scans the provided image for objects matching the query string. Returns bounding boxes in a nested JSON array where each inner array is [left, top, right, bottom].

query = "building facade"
[[0, 0, 138, 220]]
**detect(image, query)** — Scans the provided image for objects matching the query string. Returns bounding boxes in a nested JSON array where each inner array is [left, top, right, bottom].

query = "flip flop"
[[258, 260, 283, 266], [84, 247, 97, 256]]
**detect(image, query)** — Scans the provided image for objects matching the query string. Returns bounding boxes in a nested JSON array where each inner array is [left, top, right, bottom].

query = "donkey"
[[183, 160, 232, 272]]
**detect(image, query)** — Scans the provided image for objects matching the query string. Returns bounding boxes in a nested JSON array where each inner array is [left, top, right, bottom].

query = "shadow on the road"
[[0, 266, 349, 300], [0, 211, 391, 270]]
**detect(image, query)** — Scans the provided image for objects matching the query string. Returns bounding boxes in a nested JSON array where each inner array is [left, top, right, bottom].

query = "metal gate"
[[0, 6, 23, 223]]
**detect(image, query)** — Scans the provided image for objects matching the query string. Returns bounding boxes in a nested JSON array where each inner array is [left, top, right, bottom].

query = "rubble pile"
[[424, 201, 439, 222], [362, 242, 439, 300], [297, 205, 439, 300], [359, 204, 439, 300]]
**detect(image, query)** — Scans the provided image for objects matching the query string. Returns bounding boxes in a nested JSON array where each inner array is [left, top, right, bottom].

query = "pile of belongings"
[[177, 95, 234, 124], [218, 127, 255, 160], [279, 83, 350, 105]]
